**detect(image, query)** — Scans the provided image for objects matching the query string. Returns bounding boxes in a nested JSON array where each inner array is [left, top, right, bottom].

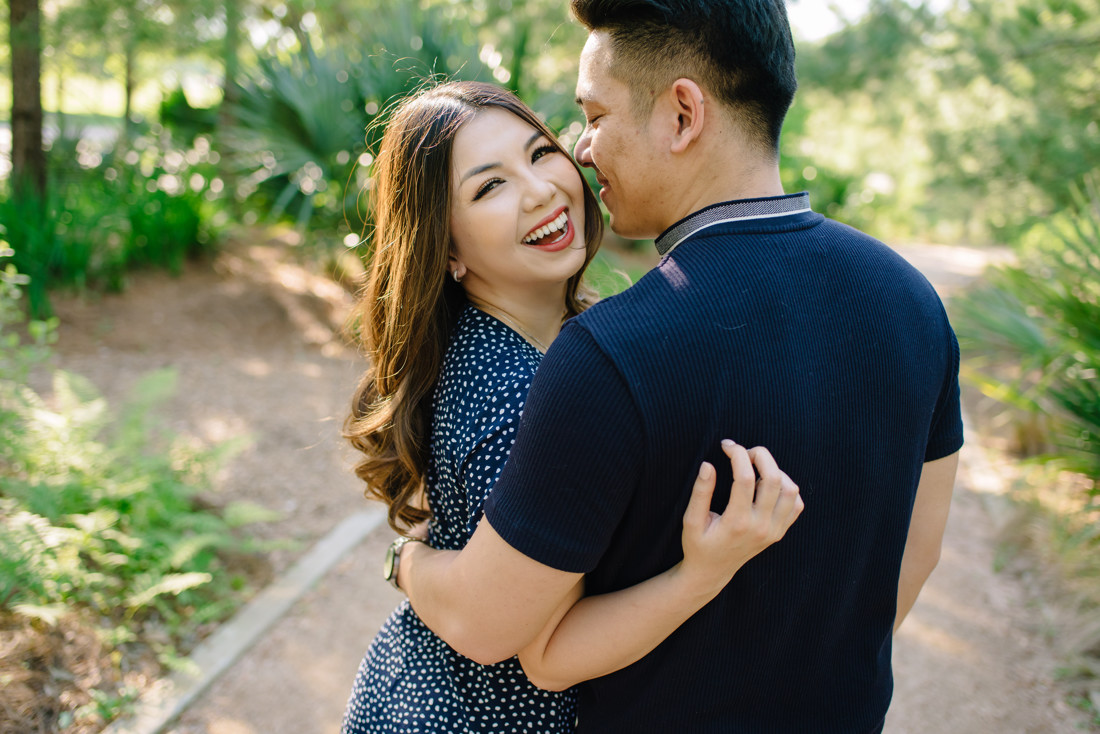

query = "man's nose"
[[574, 131, 593, 168]]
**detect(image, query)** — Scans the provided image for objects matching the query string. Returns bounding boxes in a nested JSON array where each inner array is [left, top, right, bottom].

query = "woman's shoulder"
[[432, 306, 539, 443], [442, 305, 541, 387], [434, 307, 537, 413]]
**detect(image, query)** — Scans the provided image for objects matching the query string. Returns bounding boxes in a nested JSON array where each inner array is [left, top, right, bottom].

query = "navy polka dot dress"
[[341, 305, 578, 733]]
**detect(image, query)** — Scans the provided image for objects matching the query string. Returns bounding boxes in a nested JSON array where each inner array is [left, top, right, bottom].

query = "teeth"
[[524, 211, 568, 244]]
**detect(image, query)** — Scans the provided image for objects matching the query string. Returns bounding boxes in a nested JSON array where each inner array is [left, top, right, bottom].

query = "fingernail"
[[721, 439, 736, 449], [699, 462, 714, 479]]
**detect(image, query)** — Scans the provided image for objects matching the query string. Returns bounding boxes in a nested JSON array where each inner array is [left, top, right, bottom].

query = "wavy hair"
[[345, 81, 604, 533]]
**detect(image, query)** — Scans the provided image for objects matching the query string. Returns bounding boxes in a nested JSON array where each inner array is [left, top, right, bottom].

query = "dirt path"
[[48, 237, 1093, 733]]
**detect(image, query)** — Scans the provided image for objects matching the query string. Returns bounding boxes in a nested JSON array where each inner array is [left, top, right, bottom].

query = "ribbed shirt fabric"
[[483, 194, 963, 734]]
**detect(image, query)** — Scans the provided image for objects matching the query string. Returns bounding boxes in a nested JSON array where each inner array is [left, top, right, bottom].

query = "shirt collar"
[[653, 193, 812, 256]]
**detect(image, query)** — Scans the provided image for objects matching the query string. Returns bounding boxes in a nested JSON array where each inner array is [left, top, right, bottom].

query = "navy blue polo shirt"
[[484, 193, 963, 734]]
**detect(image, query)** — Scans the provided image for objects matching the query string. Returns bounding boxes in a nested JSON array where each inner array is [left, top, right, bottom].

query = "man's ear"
[[668, 78, 706, 154]]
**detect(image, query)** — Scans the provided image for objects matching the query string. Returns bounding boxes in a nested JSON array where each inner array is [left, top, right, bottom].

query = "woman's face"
[[449, 107, 587, 305]]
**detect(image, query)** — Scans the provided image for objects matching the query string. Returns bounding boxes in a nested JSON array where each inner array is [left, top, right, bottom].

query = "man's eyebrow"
[[459, 131, 547, 184]]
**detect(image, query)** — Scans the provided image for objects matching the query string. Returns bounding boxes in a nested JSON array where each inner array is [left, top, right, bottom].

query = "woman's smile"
[[523, 207, 576, 252]]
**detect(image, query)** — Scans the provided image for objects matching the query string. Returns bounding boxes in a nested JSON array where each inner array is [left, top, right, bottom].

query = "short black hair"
[[571, 0, 797, 154]]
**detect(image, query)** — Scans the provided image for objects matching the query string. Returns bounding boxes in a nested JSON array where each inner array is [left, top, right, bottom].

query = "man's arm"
[[895, 451, 959, 632], [399, 520, 582, 665]]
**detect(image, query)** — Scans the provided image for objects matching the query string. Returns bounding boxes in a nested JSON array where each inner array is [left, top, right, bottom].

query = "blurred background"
[[2, 0, 1098, 731]]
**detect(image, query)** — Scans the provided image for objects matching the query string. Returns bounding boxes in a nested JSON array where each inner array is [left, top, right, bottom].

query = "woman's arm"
[[517, 441, 803, 691]]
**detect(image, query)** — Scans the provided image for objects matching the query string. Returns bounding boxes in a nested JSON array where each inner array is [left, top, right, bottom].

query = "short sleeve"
[[458, 376, 529, 538], [924, 320, 964, 461], [483, 323, 644, 573]]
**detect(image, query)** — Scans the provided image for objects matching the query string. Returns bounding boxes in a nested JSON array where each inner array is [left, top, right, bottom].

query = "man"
[[399, 1, 962, 731]]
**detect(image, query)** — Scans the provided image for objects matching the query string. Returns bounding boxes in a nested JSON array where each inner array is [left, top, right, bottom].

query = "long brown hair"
[[345, 81, 604, 533]]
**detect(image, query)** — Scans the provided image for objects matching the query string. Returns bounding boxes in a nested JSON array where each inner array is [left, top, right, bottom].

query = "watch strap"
[[383, 536, 424, 591]]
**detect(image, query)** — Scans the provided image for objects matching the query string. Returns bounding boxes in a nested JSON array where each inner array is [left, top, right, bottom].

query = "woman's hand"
[[517, 440, 803, 690], [679, 440, 803, 594], [407, 518, 431, 542]]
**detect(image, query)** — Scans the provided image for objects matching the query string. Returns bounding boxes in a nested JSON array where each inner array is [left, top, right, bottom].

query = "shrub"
[[226, 2, 495, 237], [0, 132, 226, 317], [954, 175, 1100, 480], [160, 86, 219, 147], [953, 172, 1100, 715], [0, 269, 272, 727]]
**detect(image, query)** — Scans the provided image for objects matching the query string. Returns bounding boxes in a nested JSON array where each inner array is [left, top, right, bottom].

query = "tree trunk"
[[10, 0, 46, 199], [216, 0, 242, 208], [221, 0, 241, 118], [122, 40, 136, 148]]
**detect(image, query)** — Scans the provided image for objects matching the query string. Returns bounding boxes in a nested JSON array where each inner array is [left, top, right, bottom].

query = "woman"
[[341, 81, 802, 733]]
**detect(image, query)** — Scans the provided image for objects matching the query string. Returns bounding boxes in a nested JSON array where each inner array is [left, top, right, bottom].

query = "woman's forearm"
[[519, 443, 803, 691], [518, 561, 726, 691], [400, 522, 585, 666]]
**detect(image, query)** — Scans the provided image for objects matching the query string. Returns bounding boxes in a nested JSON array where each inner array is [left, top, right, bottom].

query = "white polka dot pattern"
[[341, 305, 578, 733]]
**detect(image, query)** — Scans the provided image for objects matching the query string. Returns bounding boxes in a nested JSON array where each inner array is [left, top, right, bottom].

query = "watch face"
[[383, 544, 397, 581]]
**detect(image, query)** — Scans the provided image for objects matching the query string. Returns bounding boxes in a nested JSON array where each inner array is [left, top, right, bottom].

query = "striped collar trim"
[[654, 193, 812, 256]]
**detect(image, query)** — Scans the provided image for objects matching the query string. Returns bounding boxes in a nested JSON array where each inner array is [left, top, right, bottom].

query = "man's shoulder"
[[801, 216, 944, 296]]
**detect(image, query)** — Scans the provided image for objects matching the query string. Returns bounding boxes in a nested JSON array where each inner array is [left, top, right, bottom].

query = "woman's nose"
[[522, 169, 557, 210]]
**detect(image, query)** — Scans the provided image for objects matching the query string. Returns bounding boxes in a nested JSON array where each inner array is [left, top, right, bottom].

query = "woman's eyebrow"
[[458, 131, 547, 184], [460, 161, 500, 184], [522, 130, 544, 149]]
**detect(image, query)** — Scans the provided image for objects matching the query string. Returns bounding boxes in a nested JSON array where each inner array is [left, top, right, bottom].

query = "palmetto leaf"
[[956, 172, 1100, 480]]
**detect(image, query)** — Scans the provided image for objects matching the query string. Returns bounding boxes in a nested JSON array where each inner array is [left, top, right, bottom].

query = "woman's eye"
[[473, 178, 503, 201], [532, 144, 559, 163]]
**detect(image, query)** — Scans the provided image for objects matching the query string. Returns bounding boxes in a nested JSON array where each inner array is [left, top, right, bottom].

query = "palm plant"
[[227, 2, 492, 235], [954, 174, 1100, 481]]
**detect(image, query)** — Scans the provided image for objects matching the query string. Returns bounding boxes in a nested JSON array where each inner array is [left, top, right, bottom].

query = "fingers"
[[769, 473, 804, 537], [683, 460, 717, 533], [718, 441, 804, 539], [721, 439, 756, 512], [747, 445, 784, 513]]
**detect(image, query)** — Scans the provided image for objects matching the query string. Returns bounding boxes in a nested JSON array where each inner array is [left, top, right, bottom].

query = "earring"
[[452, 270, 462, 283]]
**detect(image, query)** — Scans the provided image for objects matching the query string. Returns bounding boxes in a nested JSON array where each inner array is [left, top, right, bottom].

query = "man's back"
[[485, 199, 963, 733]]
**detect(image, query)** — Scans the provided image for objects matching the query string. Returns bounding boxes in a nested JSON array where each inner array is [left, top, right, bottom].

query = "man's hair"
[[571, 0, 797, 155]]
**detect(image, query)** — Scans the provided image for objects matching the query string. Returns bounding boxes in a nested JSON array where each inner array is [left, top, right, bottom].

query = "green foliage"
[[584, 250, 652, 299], [790, 0, 1100, 245], [227, 2, 498, 236], [0, 365, 264, 631], [0, 270, 269, 674], [955, 177, 1100, 695], [226, 0, 586, 242], [0, 131, 225, 317], [160, 86, 219, 146], [954, 174, 1100, 479], [925, 0, 1100, 241], [227, 39, 387, 234]]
